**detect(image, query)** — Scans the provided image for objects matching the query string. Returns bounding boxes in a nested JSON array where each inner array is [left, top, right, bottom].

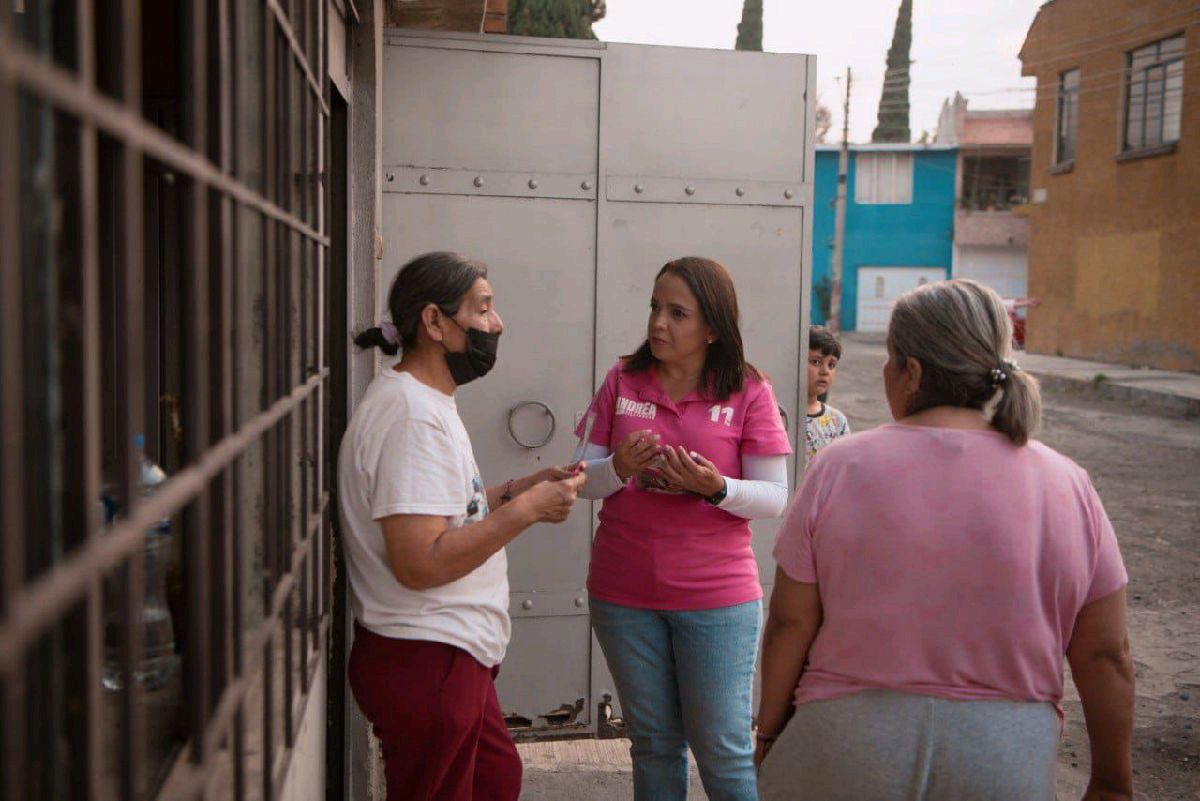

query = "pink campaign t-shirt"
[[773, 424, 1127, 710], [578, 361, 792, 610]]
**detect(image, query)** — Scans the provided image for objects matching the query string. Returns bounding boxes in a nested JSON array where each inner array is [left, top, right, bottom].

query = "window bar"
[[273, 28, 288, 608], [283, 591, 296, 744], [273, 19, 288, 626], [261, 4, 278, 603], [71, 1, 106, 795], [0, 4, 28, 798], [312, 59, 324, 639], [115, 0, 148, 795], [296, 71, 308, 541], [281, 25, 297, 748], [312, 34, 324, 533], [300, 544, 310, 682], [182, 0, 214, 766], [212, 0, 239, 773], [263, 20, 280, 799], [297, 0, 308, 77], [298, 63, 312, 669], [228, 10, 247, 801], [274, 30, 288, 595], [319, 5, 331, 637], [262, 634, 275, 801]]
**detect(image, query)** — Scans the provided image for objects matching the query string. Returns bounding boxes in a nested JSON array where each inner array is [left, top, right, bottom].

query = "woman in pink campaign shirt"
[[574, 257, 792, 801], [756, 279, 1134, 801]]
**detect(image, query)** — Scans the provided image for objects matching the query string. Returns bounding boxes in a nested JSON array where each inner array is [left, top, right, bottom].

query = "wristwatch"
[[704, 479, 728, 506]]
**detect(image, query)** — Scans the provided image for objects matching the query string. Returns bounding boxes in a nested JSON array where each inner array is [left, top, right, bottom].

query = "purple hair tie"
[[380, 321, 400, 346]]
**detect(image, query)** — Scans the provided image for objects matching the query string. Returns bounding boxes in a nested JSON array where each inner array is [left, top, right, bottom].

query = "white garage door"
[[856, 267, 947, 332], [957, 246, 1027, 300]]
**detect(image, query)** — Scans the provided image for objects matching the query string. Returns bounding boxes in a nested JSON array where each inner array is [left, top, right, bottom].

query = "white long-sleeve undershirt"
[[572, 442, 789, 520]]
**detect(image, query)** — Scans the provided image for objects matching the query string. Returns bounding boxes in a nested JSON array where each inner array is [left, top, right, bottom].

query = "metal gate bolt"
[[418, 174, 430, 186], [528, 178, 539, 189], [736, 187, 745, 197], [474, 176, 485, 188], [574, 597, 584, 608], [386, 172, 395, 182], [685, 185, 696, 196], [634, 183, 644, 193], [581, 179, 593, 191], [784, 189, 795, 199], [521, 599, 533, 610]]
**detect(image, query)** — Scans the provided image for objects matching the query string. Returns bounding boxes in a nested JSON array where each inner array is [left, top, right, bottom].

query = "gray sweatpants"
[[757, 690, 1058, 801]]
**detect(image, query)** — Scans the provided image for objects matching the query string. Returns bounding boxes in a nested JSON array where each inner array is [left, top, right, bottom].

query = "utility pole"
[[829, 66, 851, 333]]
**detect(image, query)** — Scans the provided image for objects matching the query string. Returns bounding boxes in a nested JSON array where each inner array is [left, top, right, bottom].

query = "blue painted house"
[[812, 144, 957, 331]]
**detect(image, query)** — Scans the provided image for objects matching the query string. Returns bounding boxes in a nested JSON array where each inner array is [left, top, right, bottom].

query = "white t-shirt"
[[337, 368, 510, 667]]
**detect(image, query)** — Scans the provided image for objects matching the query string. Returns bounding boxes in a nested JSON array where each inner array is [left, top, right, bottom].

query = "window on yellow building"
[[1055, 68, 1079, 164], [1124, 34, 1185, 151]]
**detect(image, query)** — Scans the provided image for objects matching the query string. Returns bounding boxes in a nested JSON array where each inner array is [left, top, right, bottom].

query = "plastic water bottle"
[[102, 435, 178, 691]]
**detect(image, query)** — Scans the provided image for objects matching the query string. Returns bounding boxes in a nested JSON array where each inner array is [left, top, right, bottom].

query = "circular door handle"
[[507, 401, 557, 449], [777, 403, 790, 431]]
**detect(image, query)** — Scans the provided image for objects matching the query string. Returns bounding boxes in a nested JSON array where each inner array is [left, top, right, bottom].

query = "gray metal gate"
[[380, 29, 814, 737]]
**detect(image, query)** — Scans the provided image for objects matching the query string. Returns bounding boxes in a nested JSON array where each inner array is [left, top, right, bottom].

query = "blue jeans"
[[590, 597, 762, 801]]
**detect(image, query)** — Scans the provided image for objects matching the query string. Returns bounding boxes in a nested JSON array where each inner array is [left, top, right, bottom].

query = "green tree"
[[508, 0, 606, 40], [872, 0, 912, 143], [734, 0, 763, 51]]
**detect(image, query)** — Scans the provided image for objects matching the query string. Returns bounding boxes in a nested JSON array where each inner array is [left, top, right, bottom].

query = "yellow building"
[[1019, 0, 1200, 371]]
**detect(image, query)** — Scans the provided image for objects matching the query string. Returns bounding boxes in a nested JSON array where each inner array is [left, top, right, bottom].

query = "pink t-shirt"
[[773, 424, 1126, 710], [579, 361, 792, 610]]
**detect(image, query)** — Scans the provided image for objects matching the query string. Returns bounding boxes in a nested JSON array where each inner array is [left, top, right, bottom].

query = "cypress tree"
[[508, 0, 606, 40], [872, 0, 912, 143], [734, 0, 763, 51]]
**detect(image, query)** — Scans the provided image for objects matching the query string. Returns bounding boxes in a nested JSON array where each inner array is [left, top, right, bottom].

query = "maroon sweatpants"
[[348, 622, 522, 801]]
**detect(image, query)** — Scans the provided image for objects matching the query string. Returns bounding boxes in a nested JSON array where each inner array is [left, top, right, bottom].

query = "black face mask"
[[442, 316, 500, 386]]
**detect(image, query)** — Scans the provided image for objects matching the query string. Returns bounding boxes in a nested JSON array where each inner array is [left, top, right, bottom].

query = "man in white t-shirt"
[[338, 252, 585, 801]]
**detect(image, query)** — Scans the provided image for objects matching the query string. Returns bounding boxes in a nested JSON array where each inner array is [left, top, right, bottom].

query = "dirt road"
[[832, 334, 1200, 801]]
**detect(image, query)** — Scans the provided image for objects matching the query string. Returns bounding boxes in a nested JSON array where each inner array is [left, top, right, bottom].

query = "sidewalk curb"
[[839, 333, 1199, 421], [1028, 370, 1200, 421]]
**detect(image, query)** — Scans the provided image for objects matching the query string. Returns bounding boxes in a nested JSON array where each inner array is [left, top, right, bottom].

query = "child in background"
[[805, 326, 850, 461]]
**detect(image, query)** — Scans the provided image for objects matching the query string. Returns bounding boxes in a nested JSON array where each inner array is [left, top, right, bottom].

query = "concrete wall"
[[1020, 0, 1200, 371], [955, 210, 1028, 248], [812, 148, 957, 329], [345, 2, 390, 800], [279, 661, 329, 801]]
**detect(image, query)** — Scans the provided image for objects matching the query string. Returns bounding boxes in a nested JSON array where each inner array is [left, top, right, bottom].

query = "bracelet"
[[500, 479, 517, 504]]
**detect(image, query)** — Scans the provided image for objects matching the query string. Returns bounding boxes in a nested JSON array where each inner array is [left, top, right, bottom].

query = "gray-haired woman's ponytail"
[[988, 360, 1041, 446]]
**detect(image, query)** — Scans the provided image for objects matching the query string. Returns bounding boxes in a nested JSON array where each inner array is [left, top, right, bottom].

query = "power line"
[[1033, 61, 1197, 102], [1022, 46, 1199, 93]]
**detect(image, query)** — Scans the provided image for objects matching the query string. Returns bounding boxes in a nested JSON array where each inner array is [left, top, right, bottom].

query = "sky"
[[593, 0, 1046, 143]]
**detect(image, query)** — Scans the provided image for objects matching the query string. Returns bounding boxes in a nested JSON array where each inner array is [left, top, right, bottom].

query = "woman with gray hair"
[[756, 279, 1133, 801]]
